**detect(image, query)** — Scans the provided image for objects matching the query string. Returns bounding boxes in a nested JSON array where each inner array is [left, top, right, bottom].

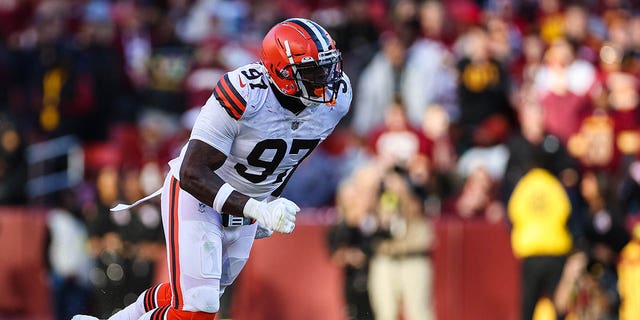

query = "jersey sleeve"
[[190, 64, 267, 153], [189, 95, 240, 156], [210, 64, 268, 120], [211, 70, 249, 120]]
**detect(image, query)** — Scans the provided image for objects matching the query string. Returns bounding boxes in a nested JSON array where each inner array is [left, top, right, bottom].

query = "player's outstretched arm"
[[179, 139, 299, 233]]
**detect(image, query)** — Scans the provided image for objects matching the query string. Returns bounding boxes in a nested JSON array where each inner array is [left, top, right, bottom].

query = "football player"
[[74, 18, 351, 320]]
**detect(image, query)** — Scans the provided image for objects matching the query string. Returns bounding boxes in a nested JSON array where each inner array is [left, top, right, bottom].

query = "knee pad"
[[184, 286, 220, 313]]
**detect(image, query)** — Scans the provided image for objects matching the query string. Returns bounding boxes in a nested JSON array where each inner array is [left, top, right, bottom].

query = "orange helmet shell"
[[260, 18, 342, 102]]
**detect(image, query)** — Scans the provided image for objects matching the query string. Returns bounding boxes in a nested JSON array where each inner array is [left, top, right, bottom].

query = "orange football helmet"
[[261, 18, 343, 104]]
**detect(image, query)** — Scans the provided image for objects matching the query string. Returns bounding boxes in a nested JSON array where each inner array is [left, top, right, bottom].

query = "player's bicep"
[[182, 139, 228, 172]]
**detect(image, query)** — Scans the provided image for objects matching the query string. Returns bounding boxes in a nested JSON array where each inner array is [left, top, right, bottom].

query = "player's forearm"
[[179, 140, 250, 216], [180, 165, 249, 216]]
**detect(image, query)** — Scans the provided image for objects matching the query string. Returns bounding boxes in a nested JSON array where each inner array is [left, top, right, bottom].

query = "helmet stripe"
[[286, 18, 330, 51], [306, 19, 333, 48]]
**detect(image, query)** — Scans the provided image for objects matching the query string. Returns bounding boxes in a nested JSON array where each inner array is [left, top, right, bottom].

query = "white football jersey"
[[168, 62, 351, 199]]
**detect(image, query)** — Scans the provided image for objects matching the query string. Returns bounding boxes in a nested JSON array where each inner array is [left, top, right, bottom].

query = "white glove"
[[243, 198, 300, 234]]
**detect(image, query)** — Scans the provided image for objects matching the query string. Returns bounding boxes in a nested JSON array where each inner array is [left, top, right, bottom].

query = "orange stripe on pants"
[[168, 177, 184, 309]]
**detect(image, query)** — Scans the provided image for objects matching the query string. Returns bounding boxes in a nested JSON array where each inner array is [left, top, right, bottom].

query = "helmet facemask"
[[280, 44, 343, 104]]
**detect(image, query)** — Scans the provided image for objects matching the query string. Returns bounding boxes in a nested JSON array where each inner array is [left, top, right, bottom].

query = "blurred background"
[[1, 0, 640, 319]]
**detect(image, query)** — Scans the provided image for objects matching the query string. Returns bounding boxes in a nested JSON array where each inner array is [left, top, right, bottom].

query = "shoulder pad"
[[212, 63, 268, 120]]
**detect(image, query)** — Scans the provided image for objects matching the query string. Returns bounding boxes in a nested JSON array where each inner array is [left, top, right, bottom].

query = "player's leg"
[[158, 176, 227, 319], [134, 305, 221, 320], [131, 222, 257, 320], [104, 282, 172, 320], [93, 172, 180, 320], [218, 222, 258, 302], [72, 173, 176, 320], [119, 284, 211, 320]]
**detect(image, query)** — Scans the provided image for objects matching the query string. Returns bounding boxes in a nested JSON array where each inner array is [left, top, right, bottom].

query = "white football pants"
[[160, 175, 257, 313]]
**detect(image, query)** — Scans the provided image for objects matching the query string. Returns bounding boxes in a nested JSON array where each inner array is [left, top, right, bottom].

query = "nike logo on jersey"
[[238, 74, 246, 88]]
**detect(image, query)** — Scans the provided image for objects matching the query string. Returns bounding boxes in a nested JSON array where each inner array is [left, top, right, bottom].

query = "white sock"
[[136, 309, 154, 320], [108, 291, 146, 320]]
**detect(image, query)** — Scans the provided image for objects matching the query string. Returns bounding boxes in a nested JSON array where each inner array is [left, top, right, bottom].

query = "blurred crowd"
[[2, 0, 640, 319]]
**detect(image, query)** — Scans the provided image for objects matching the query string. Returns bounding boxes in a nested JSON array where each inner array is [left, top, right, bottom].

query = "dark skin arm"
[[179, 139, 250, 217]]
